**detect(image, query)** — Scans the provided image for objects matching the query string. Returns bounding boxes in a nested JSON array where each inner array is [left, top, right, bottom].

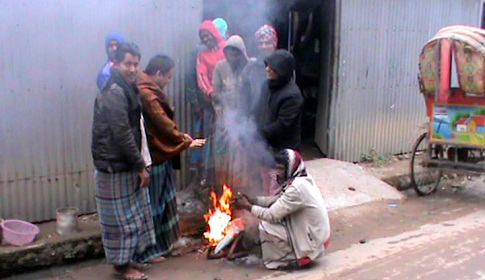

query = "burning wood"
[[203, 184, 246, 259], [203, 184, 233, 246]]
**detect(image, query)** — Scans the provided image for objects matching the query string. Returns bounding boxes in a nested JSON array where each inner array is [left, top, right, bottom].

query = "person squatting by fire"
[[252, 149, 329, 270], [205, 149, 330, 270]]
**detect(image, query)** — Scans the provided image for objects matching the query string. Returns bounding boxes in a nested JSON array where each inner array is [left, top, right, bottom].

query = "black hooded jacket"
[[91, 68, 146, 173], [262, 50, 304, 152]]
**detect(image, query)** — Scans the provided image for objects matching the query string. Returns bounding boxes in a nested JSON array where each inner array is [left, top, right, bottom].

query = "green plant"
[[361, 149, 393, 167]]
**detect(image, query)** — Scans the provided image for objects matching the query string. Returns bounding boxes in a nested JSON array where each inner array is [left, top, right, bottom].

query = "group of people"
[[91, 18, 330, 280]]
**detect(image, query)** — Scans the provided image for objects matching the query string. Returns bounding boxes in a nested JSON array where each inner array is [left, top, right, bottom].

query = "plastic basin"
[[0, 219, 40, 246]]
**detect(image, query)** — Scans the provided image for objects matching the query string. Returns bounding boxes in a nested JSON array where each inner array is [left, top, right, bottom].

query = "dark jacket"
[[262, 50, 304, 152], [137, 71, 192, 168], [91, 68, 146, 173]]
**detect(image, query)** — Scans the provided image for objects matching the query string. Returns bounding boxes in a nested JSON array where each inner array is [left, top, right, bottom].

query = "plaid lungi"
[[138, 161, 180, 262], [95, 170, 155, 265]]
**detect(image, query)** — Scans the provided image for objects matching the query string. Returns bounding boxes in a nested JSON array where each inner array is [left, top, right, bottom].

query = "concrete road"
[[6, 178, 485, 280]]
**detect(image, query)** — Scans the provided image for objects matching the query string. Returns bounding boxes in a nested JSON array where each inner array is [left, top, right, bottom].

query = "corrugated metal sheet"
[[0, 0, 203, 222], [326, 0, 482, 161]]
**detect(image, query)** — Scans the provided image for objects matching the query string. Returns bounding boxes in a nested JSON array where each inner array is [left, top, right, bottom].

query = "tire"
[[410, 132, 442, 196]]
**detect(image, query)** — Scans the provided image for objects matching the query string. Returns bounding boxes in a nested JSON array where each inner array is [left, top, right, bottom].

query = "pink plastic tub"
[[0, 219, 40, 246]]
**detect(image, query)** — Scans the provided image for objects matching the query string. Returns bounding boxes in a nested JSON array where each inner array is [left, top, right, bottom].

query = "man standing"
[[197, 20, 226, 104], [92, 42, 153, 280], [96, 32, 125, 90], [137, 54, 205, 263], [260, 50, 303, 196], [196, 20, 226, 186], [262, 50, 303, 153], [211, 35, 250, 189]]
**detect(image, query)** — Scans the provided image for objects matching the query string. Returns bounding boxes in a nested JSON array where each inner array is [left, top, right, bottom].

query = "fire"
[[203, 184, 233, 246]]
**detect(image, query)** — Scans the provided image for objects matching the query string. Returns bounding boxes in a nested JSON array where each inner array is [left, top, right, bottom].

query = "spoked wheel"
[[410, 132, 443, 196]]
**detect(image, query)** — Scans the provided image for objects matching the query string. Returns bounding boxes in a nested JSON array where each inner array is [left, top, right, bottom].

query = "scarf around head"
[[255, 24, 278, 48], [276, 149, 307, 190]]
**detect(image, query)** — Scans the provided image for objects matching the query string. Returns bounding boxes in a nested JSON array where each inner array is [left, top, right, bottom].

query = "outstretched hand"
[[190, 138, 206, 148], [232, 192, 253, 211]]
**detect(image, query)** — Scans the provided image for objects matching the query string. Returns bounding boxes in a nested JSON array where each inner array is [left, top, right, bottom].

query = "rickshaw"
[[411, 25, 485, 196]]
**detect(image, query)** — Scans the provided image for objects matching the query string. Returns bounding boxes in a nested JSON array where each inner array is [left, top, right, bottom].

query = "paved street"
[[5, 178, 485, 280]]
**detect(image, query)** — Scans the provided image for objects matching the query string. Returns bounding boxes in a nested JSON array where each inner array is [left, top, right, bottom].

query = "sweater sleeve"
[[196, 54, 214, 97], [254, 196, 278, 207], [139, 93, 189, 147], [251, 186, 303, 223], [262, 95, 303, 142], [105, 86, 146, 172]]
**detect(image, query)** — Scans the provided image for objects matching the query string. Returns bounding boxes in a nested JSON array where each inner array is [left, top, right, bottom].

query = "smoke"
[[203, 0, 287, 56], [214, 91, 274, 197]]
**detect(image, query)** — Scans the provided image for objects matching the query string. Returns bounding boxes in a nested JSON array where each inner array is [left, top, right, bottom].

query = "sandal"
[[148, 256, 166, 264], [122, 268, 148, 280], [123, 273, 148, 280], [131, 262, 151, 271]]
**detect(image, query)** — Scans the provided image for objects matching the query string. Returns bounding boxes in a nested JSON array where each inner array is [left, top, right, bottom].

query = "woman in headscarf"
[[233, 149, 331, 270]]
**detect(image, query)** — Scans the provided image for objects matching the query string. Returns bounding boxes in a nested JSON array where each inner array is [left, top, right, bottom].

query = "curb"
[[380, 174, 412, 191], [0, 232, 103, 277], [0, 212, 207, 277]]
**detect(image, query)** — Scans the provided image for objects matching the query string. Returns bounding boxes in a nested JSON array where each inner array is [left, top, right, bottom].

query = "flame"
[[203, 184, 233, 246]]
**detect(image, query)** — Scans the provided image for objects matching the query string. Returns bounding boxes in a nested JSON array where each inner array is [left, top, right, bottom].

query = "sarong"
[[259, 221, 297, 269], [95, 170, 155, 265], [138, 161, 180, 262]]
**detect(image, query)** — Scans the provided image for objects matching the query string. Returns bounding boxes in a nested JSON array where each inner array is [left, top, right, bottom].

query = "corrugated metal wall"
[[0, 0, 203, 222], [326, 0, 482, 161]]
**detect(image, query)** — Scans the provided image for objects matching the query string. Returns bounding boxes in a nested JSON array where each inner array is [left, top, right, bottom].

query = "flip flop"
[[131, 263, 151, 271], [123, 272, 148, 280], [148, 256, 166, 264]]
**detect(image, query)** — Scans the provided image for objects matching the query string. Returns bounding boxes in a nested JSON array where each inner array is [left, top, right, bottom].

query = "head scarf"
[[213, 18, 228, 39], [275, 149, 307, 189], [255, 24, 278, 48]]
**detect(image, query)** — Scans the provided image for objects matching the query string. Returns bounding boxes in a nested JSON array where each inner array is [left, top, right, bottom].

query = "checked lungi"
[[95, 170, 156, 265], [138, 161, 180, 262]]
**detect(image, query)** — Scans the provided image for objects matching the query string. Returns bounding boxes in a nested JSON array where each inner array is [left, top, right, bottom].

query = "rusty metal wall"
[[0, 0, 203, 222], [324, 0, 482, 161]]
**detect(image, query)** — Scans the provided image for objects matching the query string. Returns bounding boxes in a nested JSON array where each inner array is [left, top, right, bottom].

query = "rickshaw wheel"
[[410, 132, 442, 196]]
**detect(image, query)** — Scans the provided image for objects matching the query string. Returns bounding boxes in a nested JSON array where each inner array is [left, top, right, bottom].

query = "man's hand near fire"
[[185, 133, 206, 148], [233, 192, 253, 211]]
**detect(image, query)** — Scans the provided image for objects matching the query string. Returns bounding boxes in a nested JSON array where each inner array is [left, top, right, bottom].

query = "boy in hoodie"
[[211, 35, 250, 190], [196, 20, 226, 187], [96, 32, 125, 90]]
